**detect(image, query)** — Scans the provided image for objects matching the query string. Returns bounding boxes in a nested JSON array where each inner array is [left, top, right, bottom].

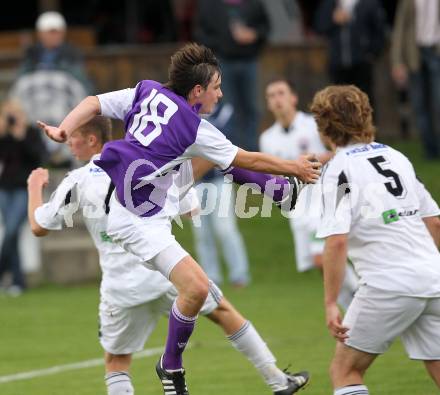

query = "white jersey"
[[259, 111, 326, 160], [35, 155, 198, 308], [317, 142, 440, 297]]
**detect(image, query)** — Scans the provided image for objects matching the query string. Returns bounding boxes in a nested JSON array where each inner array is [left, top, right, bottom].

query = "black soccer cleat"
[[275, 176, 307, 212], [156, 356, 189, 395], [274, 370, 310, 395]]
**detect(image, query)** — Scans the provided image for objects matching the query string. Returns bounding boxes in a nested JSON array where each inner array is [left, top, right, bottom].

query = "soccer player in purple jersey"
[[38, 43, 321, 395]]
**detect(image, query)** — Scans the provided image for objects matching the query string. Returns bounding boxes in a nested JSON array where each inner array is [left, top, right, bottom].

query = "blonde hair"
[[310, 85, 375, 147]]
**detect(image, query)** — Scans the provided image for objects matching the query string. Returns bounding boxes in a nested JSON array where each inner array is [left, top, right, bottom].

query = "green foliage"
[[0, 140, 438, 394]]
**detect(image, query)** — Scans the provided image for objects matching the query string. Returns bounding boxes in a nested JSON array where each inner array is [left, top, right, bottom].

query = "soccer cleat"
[[275, 176, 307, 212], [274, 370, 310, 395], [156, 356, 189, 395]]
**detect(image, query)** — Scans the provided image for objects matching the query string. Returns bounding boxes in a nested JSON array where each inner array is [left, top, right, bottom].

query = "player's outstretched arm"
[[27, 168, 50, 237], [38, 96, 101, 143], [231, 148, 321, 183], [190, 157, 302, 210]]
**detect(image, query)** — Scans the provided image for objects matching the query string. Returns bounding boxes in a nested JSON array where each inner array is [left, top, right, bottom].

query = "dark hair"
[[76, 116, 112, 144], [164, 42, 221, 98], [310, 85, 375, 147], [266, 77, 297, 94]]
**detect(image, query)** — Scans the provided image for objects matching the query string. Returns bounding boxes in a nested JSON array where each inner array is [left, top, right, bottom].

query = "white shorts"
[[99, 281, 223, 355], [107, 195, 188, 279], [288, 216, 324, 272], [344, 285, 440, 360]]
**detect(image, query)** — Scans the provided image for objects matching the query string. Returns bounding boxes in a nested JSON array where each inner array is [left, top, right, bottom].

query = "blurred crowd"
[[1, 0, 440, 294]]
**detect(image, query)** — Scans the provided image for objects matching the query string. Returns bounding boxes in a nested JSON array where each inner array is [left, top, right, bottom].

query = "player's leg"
[[424, 361, 440, 388], [161, 254, 209, 369], [401, 297, 440, 388], [105, 354, 134, 395], [99, 300, 161, 395], [330, 342, 375, 394], [202, 285, 309, 394], [335, 286, 427, 394]]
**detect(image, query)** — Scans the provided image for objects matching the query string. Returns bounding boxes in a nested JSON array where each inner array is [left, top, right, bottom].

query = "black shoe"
[[275, 176, 307, 212], [274, 370, 310, 395], [156, 356, 189, 395]]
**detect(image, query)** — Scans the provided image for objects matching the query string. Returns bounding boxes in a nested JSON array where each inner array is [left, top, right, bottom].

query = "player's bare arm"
[[38, 96, 101, 143], [322, 234, 350, 342], [423, 216, 440, 248], [232, 148, 321, 183], [27, 167, 50, 237]]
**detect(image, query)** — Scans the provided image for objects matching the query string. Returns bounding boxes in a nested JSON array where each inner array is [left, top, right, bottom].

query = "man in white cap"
[[12, 11, 92, 166], [18, 11, 91, 89]]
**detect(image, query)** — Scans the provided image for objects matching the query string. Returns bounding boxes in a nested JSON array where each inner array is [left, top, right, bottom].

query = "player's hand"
[[27, 168, 49, 189], [37, 121, 67, 143], [294, 154, 322, 183], [326, 303, 349, 342]]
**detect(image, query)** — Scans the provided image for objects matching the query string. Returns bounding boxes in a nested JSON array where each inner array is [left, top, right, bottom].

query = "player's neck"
[[278, 109, 297, 130], [83, 147, 103, 162]]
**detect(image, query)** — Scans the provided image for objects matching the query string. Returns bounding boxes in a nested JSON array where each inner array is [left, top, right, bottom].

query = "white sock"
[[338, 264, 358, 310], [227, 321, 287, 391], [334, 384, 369, 395], [105, 371, 134, 395]]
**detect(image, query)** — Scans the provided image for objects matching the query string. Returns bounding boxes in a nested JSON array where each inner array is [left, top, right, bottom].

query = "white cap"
[[36, 11, 67, 32]]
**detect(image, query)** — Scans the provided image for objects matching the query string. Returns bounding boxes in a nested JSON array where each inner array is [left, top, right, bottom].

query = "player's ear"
[[193, 84, 203, 98], [88, 134, 98, 146]]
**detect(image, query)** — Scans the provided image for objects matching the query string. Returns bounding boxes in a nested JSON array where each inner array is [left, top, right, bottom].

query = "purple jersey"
[[95, 80, 238, 217]]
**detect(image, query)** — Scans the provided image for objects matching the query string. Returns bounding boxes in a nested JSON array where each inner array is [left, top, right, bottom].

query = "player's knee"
[[186, 275, 209, 304]]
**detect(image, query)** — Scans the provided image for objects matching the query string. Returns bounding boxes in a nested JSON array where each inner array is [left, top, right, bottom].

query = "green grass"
[[0, 140, 439, 395]]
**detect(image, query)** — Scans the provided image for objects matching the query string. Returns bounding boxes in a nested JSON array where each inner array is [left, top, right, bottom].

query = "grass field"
[[0, 141, 439, 395]]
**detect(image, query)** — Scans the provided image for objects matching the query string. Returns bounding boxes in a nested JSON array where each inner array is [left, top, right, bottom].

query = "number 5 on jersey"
[[128, 88, 178, 147], [368, 155, 407, 198]]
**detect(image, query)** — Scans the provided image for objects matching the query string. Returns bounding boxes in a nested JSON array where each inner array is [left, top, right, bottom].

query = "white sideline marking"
[[0, 346, 164, 384]]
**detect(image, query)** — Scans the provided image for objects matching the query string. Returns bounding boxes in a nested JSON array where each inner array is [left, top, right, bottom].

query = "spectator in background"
[[314, 0, 386, 107], [192, 104, 250, 288], [194, 0, 270, 151], [0, 100, 46, 296], [391, 0, 440, 160], [10, 11, 92, 166]]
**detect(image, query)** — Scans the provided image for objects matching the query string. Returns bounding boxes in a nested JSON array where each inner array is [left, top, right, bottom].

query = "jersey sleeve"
[[316, 158, 352, 238], [34, 173, 78, 230], [416, 179, 440, 218], [185, 119, 239, 170], [97, 88, 136, 120]]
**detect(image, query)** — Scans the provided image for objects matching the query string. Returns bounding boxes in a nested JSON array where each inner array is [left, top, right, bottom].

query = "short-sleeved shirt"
[[95, 80, 238, 218], [259, 111, 326, 160], [317, 142, 440, 297], [34, 155, 197, 308]]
